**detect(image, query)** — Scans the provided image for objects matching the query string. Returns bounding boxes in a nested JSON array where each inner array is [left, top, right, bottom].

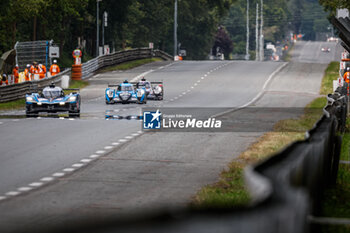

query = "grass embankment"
[[319, 61, 350, 233], [192, 62, 339, 208], [69, 80, 89, 89], [0, 99, 26, 111], [100, 57, 162, 72], [321, 122, 350, 233]]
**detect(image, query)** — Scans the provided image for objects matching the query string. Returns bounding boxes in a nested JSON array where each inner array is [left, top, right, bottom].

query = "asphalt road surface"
[[0, 40, 342, 232]]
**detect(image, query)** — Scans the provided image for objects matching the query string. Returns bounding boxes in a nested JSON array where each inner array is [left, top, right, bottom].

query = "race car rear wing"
[[129, 81, 163, 85], [108, 84, 120, 87], [27, 88, 80, 95]]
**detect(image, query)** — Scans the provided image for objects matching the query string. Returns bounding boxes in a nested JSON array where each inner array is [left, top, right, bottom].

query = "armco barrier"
[[0, 48, 172, 103], [31, 90, 347, 233]]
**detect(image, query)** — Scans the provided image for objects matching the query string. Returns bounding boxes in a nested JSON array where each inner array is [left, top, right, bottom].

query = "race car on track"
[[134, 78, 163, 100], [105, 80, 147, 104], [25, 83, 80, 117], [321, 47, 331, 52]]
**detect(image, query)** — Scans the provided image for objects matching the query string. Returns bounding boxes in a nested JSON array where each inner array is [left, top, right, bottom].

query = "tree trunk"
[[33, 16, 37, 41], [12, 22, 16, 46]]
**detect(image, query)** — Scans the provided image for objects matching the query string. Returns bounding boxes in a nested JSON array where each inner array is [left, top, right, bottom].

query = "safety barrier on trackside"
[[0, 48, 172, 103]]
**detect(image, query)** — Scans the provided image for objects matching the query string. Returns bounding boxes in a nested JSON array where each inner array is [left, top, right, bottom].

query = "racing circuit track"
[[0, 41, 343, 232]]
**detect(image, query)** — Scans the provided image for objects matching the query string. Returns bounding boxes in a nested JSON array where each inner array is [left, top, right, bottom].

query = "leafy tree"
[[213, 26, 233, 57]]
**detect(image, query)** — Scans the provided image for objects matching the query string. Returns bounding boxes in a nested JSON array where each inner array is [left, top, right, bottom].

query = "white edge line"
[[212, 62, 288, 118]]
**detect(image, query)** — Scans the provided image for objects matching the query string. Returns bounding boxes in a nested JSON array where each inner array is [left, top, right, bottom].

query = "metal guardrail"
[[0, 48, 172, 103]]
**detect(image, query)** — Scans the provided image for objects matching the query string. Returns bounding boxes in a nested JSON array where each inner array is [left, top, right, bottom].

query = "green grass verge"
[[0, 99, 26, 111], [192, 97, 326, 208], [100, 58, 162, 72], [193, 61, 336, 208], [321, 118, 350, 233], [69, 80, 89, 89], [320, 61, 340, 95]]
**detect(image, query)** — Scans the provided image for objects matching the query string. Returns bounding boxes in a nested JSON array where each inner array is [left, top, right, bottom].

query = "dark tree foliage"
[[0, 0, 234, 62], [213, 26, 233, 57]]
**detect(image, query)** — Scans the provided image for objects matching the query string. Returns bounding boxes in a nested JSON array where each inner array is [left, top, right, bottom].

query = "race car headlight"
[[107, 90, 114, 97], [137, 89, 145, 97], [68, 96, 76, 102], [59, 102, 65, 105], [26, 96, 34, 102], [154, 86, 162, 94]]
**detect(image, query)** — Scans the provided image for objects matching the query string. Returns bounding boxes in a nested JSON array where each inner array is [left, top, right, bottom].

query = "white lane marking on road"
[[191, 86, 194, 89], [137, 131, 143, 134], [94, 74, 100, 78], [72, 163, 84, 168], [119, 139, 128, 143], [6, 191, 19, 196], [112, 142, 120, 146], [125, 136, 133, 139], [90, 154, 101, 159], [0, 122, 3, 124], [40, 177, 54, 182], [174, 97, 178, 99], [182, 92, 186, 95], [204, 74, 207, 77], [104, 146, 113, 150], [239, 64, 287, 108], [170, 99, 174, 101], [96, 150, 105, 154], [179, 95, 182, 97], [63, 168, 76, 172], [197, 80, 201, 83], [212, 62, 287, 118], [81, 159, 92, 163], [12, 119, 19, 122], [132, 133, 139, 136], [194, 83, 198, 86], [52, 173, 65, 177], [68, 118, 75, 121], [18, 187, 32, 192], [0, 196, 6, 201], [130, 70, 155, 82], [29, 182, 43, 187], [201, 77, 204, 79]]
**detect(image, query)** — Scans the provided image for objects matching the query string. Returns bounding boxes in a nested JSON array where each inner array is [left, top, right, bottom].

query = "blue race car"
[[25, 83, 81, 117], [105, 80, 147, 104]]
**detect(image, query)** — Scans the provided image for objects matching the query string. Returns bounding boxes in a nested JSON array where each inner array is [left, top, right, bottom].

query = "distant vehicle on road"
[[105, 80, 147, 104], [327, 37, 338, 42], [135, 78, 163, 100], [25, 83, 80, 117], [321, 47, 331, 52]]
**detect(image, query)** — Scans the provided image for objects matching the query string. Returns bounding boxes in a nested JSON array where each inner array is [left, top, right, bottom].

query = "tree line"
[[0, 0, 332, 65], [0, 0, 233, 64]]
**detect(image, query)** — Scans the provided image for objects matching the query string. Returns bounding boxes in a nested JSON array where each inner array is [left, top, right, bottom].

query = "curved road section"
[[0, 41, 341, 232]]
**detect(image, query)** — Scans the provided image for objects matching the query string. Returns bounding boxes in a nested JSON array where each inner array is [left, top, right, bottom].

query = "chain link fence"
[[14, 40, 53, 72]]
